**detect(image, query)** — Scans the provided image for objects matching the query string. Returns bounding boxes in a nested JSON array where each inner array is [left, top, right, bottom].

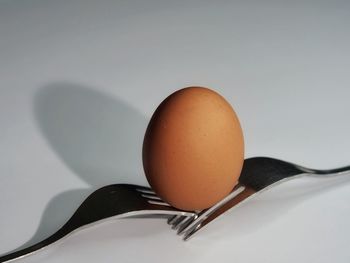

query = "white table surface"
[[0, 1, 349, 262]]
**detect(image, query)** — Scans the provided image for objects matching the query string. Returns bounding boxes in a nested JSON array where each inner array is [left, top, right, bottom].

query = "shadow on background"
[[34, 83, 148, 187], [5, 83, 149, 254], [5, 83, 349, 257]]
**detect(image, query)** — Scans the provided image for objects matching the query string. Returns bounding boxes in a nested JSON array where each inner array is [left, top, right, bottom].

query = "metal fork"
[[0, 184, 195, 263], [169, 157, 350, 240], [2, 157, 349, 262]]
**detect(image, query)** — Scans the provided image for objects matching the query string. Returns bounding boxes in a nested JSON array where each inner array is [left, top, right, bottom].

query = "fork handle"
[[240, 157, 350, 191], [0, 222, 76, 263], [0, 184, 134, 262], [239, 158, 301, 191]]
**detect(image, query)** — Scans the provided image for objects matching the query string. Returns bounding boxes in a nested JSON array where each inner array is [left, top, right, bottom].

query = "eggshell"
[[142, 87, 244, 211]]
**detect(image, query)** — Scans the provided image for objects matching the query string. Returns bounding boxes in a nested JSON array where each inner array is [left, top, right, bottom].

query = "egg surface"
[[142, 87, 244, 211]]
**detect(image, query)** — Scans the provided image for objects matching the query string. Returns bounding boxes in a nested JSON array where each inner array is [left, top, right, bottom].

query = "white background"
[[0, 1, 349, 262]]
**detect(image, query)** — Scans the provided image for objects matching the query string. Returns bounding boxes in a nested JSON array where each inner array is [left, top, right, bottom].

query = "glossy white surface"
[[0, 1, 349, 262]]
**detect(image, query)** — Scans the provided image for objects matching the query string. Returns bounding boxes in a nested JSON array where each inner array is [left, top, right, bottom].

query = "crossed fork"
[[1, 157, 349, 263]]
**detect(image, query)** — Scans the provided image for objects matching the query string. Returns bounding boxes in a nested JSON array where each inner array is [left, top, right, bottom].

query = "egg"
[[142, 87, 244, 211]]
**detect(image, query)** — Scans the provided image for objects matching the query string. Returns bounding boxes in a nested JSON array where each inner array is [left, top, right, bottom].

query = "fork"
[[2, 158, 349, 262], [168, 157, 350, 240], [0, 184, 195, 263]]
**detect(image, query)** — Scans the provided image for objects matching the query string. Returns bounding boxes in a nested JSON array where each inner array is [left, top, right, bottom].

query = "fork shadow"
[[3, 83, 150, 254]]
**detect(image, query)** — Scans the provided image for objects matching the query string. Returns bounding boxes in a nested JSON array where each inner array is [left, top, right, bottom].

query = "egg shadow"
[[34, 83, 149, 187], [4, 83, 149, 254]]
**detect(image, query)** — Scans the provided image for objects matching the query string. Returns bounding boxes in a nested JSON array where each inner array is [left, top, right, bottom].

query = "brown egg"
[[142, 87, 244, 211]]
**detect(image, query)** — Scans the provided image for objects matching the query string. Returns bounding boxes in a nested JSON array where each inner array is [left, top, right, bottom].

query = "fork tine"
[[178, 185, 245, 237], [182, 187, 256, 240], [147, 200, 171, 206], [183, 224, 201, 241], [171, 216, 188, 229], [135, 188, 156, 195], [176, 210, 207, 234], [141, 194, 162, 200], [133, 185, 170, 205], [168, 215, 181, 225], [177, 215, 197, 233]]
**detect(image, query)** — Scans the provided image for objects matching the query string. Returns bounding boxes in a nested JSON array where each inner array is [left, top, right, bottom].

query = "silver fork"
[[0, 184, 195, 263], [2, 158, 349, 262], [168, 157, 350, 240]]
